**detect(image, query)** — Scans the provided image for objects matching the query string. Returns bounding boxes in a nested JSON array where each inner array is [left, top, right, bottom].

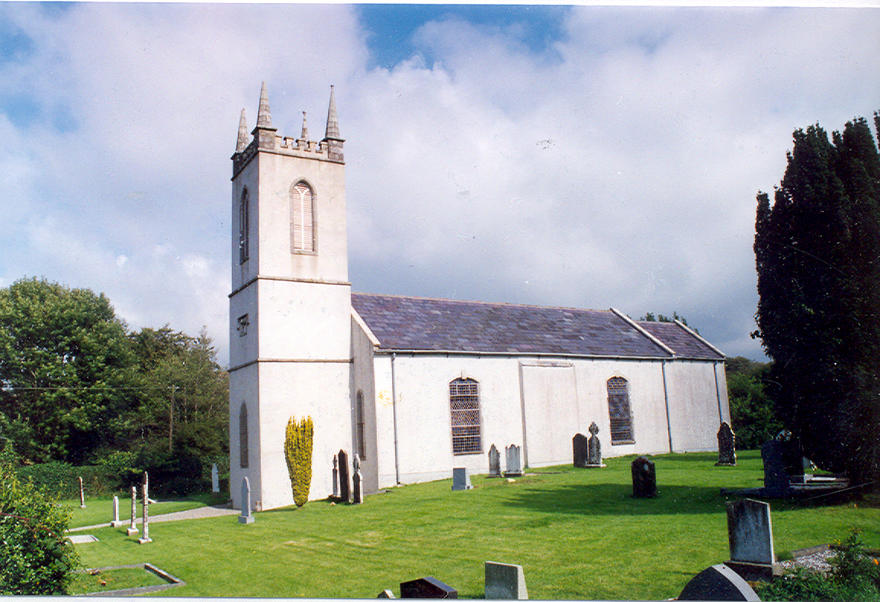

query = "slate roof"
[[351, 293, 673, 358], [637, 321, 724, 360]]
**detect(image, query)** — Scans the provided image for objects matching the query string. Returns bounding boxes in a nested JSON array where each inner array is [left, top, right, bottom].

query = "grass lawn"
[[71, 451, 880, 599], [69, 566, 168, 594], [64, 492, 228, 529]]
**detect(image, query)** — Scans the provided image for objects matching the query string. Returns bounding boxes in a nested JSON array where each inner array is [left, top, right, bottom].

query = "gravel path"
[[780, 547, 835, 573], [67, 504, 238, 532]]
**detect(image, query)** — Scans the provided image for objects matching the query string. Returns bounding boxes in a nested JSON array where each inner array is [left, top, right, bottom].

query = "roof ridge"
[[351, 291, 609, 314]]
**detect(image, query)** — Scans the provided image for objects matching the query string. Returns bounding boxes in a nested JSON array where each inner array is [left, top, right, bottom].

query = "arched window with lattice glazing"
[[449, 378, 482, 455], [607, 377, 634, 444], [290, 181, 315, 253]]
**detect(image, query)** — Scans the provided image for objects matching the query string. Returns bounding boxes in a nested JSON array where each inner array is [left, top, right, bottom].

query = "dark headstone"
[[678, 564, 760, 601], [760, 440, 790, 496], [338, 449, 351, 503], [352, 453, 363, 504], [586, 421, 604, 467], [400, 577, 458, 598], [484, 561, 528, 599], [631, 456, 657, 498], [572, 433, 587, 468], [725, 498, 780, 580], [717, 422, 737, 466], [452, 467, 473, 491], [488, 444, 501, 477]]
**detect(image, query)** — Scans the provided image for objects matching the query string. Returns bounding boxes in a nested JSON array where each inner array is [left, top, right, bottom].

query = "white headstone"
[[111, 495, 124, 527], [485, 561, 528, 599], [239, 476, 255, 524], [211, 463, 219, 493], [126, 486, 139, 536], [138, 483, 152, 544], [452, 467, 473, 491]]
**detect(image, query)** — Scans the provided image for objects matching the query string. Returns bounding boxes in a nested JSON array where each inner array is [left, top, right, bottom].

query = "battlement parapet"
[[232, 132, 342, 178]]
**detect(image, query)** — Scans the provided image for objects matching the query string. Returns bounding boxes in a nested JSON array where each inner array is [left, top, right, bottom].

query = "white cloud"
[[1, 5, 878, 365]]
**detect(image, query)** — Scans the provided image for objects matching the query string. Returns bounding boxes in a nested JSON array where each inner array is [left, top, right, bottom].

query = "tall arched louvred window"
[[290, 181, 315, 253], [449, 378, 482, 454], [239, 188, 249, 264], [239, 403, 249, 468], [607, 377, 635, 444]]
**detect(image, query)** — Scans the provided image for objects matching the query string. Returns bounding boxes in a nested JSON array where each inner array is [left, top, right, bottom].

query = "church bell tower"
[[228, 83, 351, 510]]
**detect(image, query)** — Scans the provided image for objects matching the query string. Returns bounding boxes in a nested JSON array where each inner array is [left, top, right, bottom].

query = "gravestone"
[[352, 453, 363, 504], [127, 486, 139, 536], [572, 433, 587, 468], [724, 498, 779, 580], [400, 576, 458, 598], [332, 454, 339, 498], [760, 440, 790, 496], [138, 483, 152, 544], [484, 561, 528, 599], [211, 463, 219, 493], [678, 564, 759, 601], [78, 476, 86, 508], [239, 476, 255, 524], [451, 467, 473, 491], [111, 495, 124, 527], [338, 450, 351, 503], [586, 422, 605, 467], [503, 445, 523, 477], [716, 422, 737, 466], [631, 456, 657, 498], [377, 590, 396, 598], [488, 445, 501, 477]]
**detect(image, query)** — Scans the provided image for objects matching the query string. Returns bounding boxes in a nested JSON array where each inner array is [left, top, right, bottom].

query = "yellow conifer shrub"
[[284, 416, 314, 507]]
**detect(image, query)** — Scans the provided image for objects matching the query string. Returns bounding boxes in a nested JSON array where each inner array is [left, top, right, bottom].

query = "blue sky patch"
[[357, 4, 569, 69]]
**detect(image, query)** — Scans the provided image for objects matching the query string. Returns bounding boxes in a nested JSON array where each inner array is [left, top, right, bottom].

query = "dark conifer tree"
[[754, 115, 880, 484]]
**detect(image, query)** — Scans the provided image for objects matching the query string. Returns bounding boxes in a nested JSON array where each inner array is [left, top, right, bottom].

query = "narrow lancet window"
[[239, 403, 249, 468], [239, 189, 250, 264], [355, 391, 366, 460], [291, 181, 315, 253], [607, 377, 634, 444], [449, 378, 481, 454]]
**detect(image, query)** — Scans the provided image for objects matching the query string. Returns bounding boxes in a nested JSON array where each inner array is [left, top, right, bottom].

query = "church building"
[[228, 84, 730, 511]]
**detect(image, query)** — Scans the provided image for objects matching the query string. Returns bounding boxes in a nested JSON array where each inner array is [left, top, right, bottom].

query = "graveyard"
[[68, 450, 879, 599]]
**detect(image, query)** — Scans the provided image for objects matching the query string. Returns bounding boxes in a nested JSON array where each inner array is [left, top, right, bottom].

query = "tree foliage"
[[0, 278, 229, 492], [0, 455, 78, 594], [725, 356, 782, 449], [0, 277, 135, 463], [754, 114, 880, 483], [284, 416, 314, 507]]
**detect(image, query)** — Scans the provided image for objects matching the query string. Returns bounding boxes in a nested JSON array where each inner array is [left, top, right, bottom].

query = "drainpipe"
[[713, 361, 723, 424], [661, 360, 673, 453], [390, 353, 400, 485]]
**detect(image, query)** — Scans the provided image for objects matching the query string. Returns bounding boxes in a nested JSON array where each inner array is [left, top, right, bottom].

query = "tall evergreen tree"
[[754, 115, 880, 484]]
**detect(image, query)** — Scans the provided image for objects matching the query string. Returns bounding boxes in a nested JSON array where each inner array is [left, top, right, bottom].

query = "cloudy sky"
[[1, 3, 878, 365]]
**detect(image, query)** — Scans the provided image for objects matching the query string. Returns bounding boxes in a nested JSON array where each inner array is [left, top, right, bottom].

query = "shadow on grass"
[[504, 482, 735, 516]]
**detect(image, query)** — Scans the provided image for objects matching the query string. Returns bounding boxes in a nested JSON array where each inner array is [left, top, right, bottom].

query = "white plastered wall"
[[350, 316, 379, 494], [666, 360, 729, 452], [369, 354, 716, 488]]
